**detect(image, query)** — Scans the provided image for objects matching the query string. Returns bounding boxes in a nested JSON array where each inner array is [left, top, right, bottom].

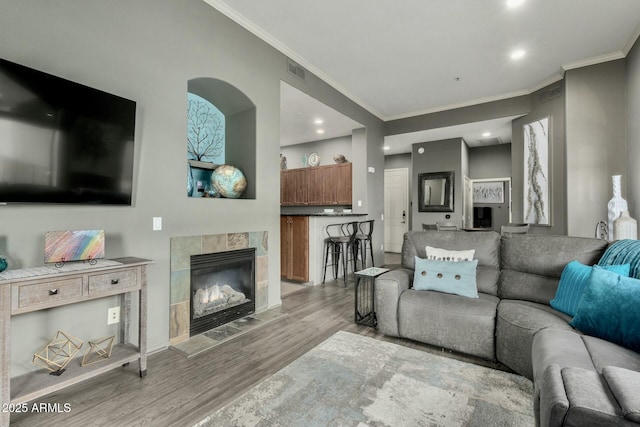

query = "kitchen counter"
[[280, 213, 372, 285], [282, 212, 367, 217]]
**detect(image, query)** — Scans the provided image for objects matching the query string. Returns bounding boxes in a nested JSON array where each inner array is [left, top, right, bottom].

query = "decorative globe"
[[210, 165, 247, 198]]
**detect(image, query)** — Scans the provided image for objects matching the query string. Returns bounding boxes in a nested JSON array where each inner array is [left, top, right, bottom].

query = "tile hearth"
[[170, 308, 285, 357]]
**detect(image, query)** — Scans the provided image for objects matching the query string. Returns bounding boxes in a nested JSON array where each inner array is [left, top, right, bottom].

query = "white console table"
[[0, 257, 152, 427]]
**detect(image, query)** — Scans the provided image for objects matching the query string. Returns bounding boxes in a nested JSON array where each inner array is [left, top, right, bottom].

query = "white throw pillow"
[[425, 246, 475, 262]]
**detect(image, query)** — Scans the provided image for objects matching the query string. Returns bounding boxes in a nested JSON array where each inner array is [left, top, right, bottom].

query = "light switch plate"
[[153, 217, 162, 231]]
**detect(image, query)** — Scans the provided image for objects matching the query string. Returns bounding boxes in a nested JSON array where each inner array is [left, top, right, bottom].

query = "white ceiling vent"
[[287, 59, 306, 80]]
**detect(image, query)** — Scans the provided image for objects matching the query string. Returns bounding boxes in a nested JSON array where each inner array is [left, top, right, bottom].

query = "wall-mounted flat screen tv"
[[0, 57, 136, 205]]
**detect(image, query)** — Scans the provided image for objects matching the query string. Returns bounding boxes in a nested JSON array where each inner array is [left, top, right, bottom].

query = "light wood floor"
[[11, 277, 505, 426]]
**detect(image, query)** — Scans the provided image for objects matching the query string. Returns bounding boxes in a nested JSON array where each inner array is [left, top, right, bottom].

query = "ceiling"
[[280, 82, 363, 147], [206, 0, 640, 152]]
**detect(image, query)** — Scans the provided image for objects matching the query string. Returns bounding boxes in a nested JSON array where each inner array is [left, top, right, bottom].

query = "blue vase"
[[0, 257, 7, 272]]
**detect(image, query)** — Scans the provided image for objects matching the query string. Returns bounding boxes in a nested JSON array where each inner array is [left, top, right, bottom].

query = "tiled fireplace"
[[169, 231, 268, 345]]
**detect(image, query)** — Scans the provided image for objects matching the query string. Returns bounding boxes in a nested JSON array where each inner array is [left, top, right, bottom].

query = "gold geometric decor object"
[[81, 335, 115, 367], [33, 330, 83, 376]]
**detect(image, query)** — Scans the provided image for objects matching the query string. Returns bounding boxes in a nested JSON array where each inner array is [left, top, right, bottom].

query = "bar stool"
[[322, 222, 358, 285], [355, 220, 375, 269]]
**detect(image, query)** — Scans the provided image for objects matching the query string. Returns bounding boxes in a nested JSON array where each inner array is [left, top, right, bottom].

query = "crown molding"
[[623, 21, 640, 55], [202, 0, 637, 124], [202, 0, 385, 120], [562, 51, 626, 72]]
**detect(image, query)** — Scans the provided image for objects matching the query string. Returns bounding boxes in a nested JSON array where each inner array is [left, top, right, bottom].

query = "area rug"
[[195, 331, 534, 426]]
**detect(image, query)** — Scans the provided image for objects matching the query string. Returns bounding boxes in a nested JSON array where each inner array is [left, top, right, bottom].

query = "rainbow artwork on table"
[[44, 230, 105, 264]]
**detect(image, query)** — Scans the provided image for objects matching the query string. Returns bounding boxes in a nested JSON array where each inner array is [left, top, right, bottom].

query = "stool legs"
[[356, 238, 375, 270], [322, 240, 339, 284], [322, 240, 355, 286]]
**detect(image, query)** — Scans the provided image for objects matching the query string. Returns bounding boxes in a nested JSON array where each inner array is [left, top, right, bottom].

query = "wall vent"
[[539, 85, 562, 103], [287, 59, 306, 80]]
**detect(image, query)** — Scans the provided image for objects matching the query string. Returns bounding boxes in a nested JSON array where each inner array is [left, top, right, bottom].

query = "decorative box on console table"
[[0, 257, 153, 427]]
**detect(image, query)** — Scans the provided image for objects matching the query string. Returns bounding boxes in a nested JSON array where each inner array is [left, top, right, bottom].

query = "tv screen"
[[0, 57, 136, 205], [473, 206, 492, 228]]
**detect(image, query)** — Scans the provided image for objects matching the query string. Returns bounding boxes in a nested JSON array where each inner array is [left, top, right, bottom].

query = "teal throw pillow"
[[551, 261, 630, 317], [570, 266, 640, 352], [413, 256, 478, 298]]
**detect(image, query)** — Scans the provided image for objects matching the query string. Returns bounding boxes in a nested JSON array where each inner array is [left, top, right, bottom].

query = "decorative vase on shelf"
[[607, 175, 628, 241], [0, 256, 7, 272], [613, 211, 638, 240]]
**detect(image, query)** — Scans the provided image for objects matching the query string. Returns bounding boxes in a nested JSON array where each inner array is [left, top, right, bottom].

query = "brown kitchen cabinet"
[[280, 215, 309, 282], [281, 163, 352, 207], [326, 163, 352, 205], [280, 168, 308, 206]]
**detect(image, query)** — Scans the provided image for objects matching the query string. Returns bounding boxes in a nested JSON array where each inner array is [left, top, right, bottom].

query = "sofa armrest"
[[538, 364, 636, 427], [538, 364, 569, 427], [602, 366, 640, 423], [374, 268, 412, 337]]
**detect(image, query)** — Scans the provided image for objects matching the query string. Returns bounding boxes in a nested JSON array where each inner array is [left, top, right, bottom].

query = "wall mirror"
[[418, 171, 454, 212]]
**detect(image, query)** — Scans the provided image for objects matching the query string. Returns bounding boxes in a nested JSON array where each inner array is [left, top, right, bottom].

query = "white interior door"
[[384, 168, 409, 253]]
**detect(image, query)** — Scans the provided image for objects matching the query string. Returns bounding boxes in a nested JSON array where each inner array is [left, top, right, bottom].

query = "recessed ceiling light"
[[314, 119, 324, 125], [506, 0, 525, 8], [482, 132, 491, 138], [316, 129, 325, 134], [510, 49, 526, 60], [383, 146, 390, 151]]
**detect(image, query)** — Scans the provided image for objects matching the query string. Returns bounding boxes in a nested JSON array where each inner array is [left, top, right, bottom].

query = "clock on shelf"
[[308, 152, 320, 167]]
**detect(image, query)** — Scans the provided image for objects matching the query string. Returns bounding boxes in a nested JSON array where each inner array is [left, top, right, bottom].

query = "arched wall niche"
[[187, 77, 256, 199]]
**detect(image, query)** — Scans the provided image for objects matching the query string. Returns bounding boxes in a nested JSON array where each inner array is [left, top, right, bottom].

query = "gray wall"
[[629, 39, 640, 221], [384, 153, 412, 170], [0, 0, 384, 375], [280, 135, 353, 169], [469, 144, 512, 179], [386, 96, 530, 136], [565, 60, 627, 237], [511, 82, 566, 235], [469, 144, 512, 231], [411, 139, 464, 229]]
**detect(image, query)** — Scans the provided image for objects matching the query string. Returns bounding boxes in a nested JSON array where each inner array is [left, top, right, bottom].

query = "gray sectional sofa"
[[374, 230, 640, 426]]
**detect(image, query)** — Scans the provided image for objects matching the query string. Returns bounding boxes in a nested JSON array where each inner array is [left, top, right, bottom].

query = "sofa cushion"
[[499, 269, 562, 305], [500, 234, 608, 303], [496, 300, 573, 379], [402, 231, 500, 296], [571, 266, 640, 352], [550, 261, 630, 317], [533, 328, 640, 378], [413, 257, 478, 298], [398, 289, 498, 360], [531, 329, 596, 386], [582, 334, 640, 373]]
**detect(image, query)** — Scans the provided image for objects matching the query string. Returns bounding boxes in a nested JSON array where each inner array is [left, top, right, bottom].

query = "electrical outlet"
[[107, 307, 120, 325]]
